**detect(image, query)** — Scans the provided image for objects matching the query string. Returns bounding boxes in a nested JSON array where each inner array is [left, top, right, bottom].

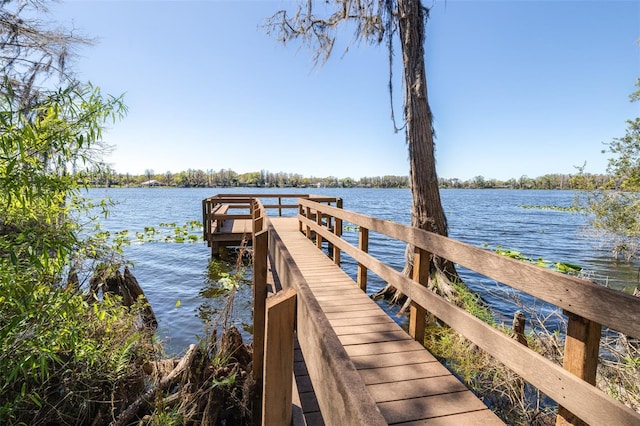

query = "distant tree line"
[[90, 168, 411, 188], [89, 167, 611, 190], [439, 173, 611, 190]]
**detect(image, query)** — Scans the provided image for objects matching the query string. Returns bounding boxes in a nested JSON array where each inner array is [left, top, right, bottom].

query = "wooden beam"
[[357, 227, 369, 291], [296, 199, 640, 340], [298, 217, 640, 425], [262, 288, 297, 426], [409, 247, 430, 342], [316, 210, 323, 249], [556, 311, 602, 426], [333, 217, 342, 266], [252, 230, 268, 384]]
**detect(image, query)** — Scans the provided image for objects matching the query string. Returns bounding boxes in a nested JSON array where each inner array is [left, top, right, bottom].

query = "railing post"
[[356, 227, 369, 291], [252, 229, 268, 385], [316, 208, 323, 249], [409, 247, 430, 342], [278, 197, 282, 217], [305, 207, 312, 240], [556, 311, 602, 426], [262, 288, 296, 426], [202, 199, 209, 244], [298, 203, 303, 233], [333, 217, 342, 266]]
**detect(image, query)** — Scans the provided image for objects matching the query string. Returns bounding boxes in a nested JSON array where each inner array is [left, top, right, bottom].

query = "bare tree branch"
[[0, 0, 93, 109], [264, 0, 405, 131]]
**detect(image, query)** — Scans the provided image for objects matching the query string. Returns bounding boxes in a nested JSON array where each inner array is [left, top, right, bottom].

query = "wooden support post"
[[556, 311, 602, 426], [202, 199, 208, 243], [316, 209, 323, 249], [333, 199, 343, 266], [333, 217, 342, 266], [512, 311, 528, 347], [262, 288, 297, 426], [356, 227, 369, 291], [252, 230, 268, 384], [409, 247, 430, 342], [298, 204, 303, 233], [305, 207, 312, 240], [278, 197, 282, 217]]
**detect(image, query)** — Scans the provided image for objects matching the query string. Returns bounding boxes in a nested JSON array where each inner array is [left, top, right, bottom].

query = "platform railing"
[[202, 194, 342, 245], [250, 197, 385, 425], [296, 198, 640, 426]]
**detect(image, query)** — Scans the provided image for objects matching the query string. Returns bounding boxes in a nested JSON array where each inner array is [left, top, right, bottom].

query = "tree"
[[0, 0, 90, 111], [144, 168, 154, 185], [266, 0, 461, 303], [577, 79, 640, 260]]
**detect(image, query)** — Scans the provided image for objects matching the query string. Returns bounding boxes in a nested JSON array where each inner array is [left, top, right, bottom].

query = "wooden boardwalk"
[[269, 217, 503, 425], [203, 193, 640, 426]]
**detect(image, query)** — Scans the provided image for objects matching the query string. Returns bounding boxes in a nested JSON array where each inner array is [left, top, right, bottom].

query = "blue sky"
[[52, 1, 639, 181]]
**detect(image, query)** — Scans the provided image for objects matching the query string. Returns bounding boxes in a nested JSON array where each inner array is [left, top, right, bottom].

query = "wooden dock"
[[269, 217, 502, 425], [203, 194, 640, 426]]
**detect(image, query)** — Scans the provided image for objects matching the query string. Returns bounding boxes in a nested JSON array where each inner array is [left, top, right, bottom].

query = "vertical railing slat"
[[409, 247, 430, 342], [556, 311, 602, 426], [357, 227, 369, 291]]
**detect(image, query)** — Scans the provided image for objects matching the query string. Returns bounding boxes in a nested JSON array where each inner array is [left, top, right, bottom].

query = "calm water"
[[87, 187, 637, 355]]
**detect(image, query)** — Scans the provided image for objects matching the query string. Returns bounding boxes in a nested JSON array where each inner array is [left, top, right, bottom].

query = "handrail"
[[249, 197, 385, 424], [297, 198, 640, 426], [265, 213, 387, 425]]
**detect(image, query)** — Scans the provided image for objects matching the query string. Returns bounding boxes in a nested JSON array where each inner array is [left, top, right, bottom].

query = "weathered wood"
[[111, 344, 198, 426], [268, 217, 503, 425], [305, 207, 312, 239], [297, 213, 640, 425], [512, 310, 528, 347], [333, 217, 342, 265], [253, 216, 264, 234], [409, 247, 430, 342], [204, 196, 639, 425], [316, 210, 323, 249], [252, 230, 268, 384], [556, 311, 602, 426], [123, 266, 158, 329], [297, 199, 640, 340], [357, 227, 369, 291], [298, 205, 304, 233], [267, 220, 388, 426], [262, 288, 297, 426]]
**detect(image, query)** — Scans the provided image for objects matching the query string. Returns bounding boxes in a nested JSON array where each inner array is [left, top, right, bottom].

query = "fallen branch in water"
[[111, 344, 199, 426]]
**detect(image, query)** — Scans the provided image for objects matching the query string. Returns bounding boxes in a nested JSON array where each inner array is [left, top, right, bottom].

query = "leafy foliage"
[[0, 277, 156, 424], [575, 79, 640, 260], [495, 247, 583, 275], [0, 80, 126, 276], [0, 73, 153, 424]]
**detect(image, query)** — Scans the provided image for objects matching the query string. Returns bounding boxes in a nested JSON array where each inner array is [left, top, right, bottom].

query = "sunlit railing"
[[293, 198, 640, 426]]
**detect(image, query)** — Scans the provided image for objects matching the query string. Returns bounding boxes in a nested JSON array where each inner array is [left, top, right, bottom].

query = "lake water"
[[87, 187, 637, 355]]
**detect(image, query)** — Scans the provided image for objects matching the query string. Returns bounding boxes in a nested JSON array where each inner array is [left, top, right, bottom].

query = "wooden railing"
[[295, 198, 640, 426], [251, 198, 386, 425], [202, 193, 342, 245]]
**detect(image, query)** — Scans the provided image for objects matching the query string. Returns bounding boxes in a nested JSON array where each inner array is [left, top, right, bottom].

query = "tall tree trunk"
[[399, 0, 446, 236], [377, 0, 460, 304]]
